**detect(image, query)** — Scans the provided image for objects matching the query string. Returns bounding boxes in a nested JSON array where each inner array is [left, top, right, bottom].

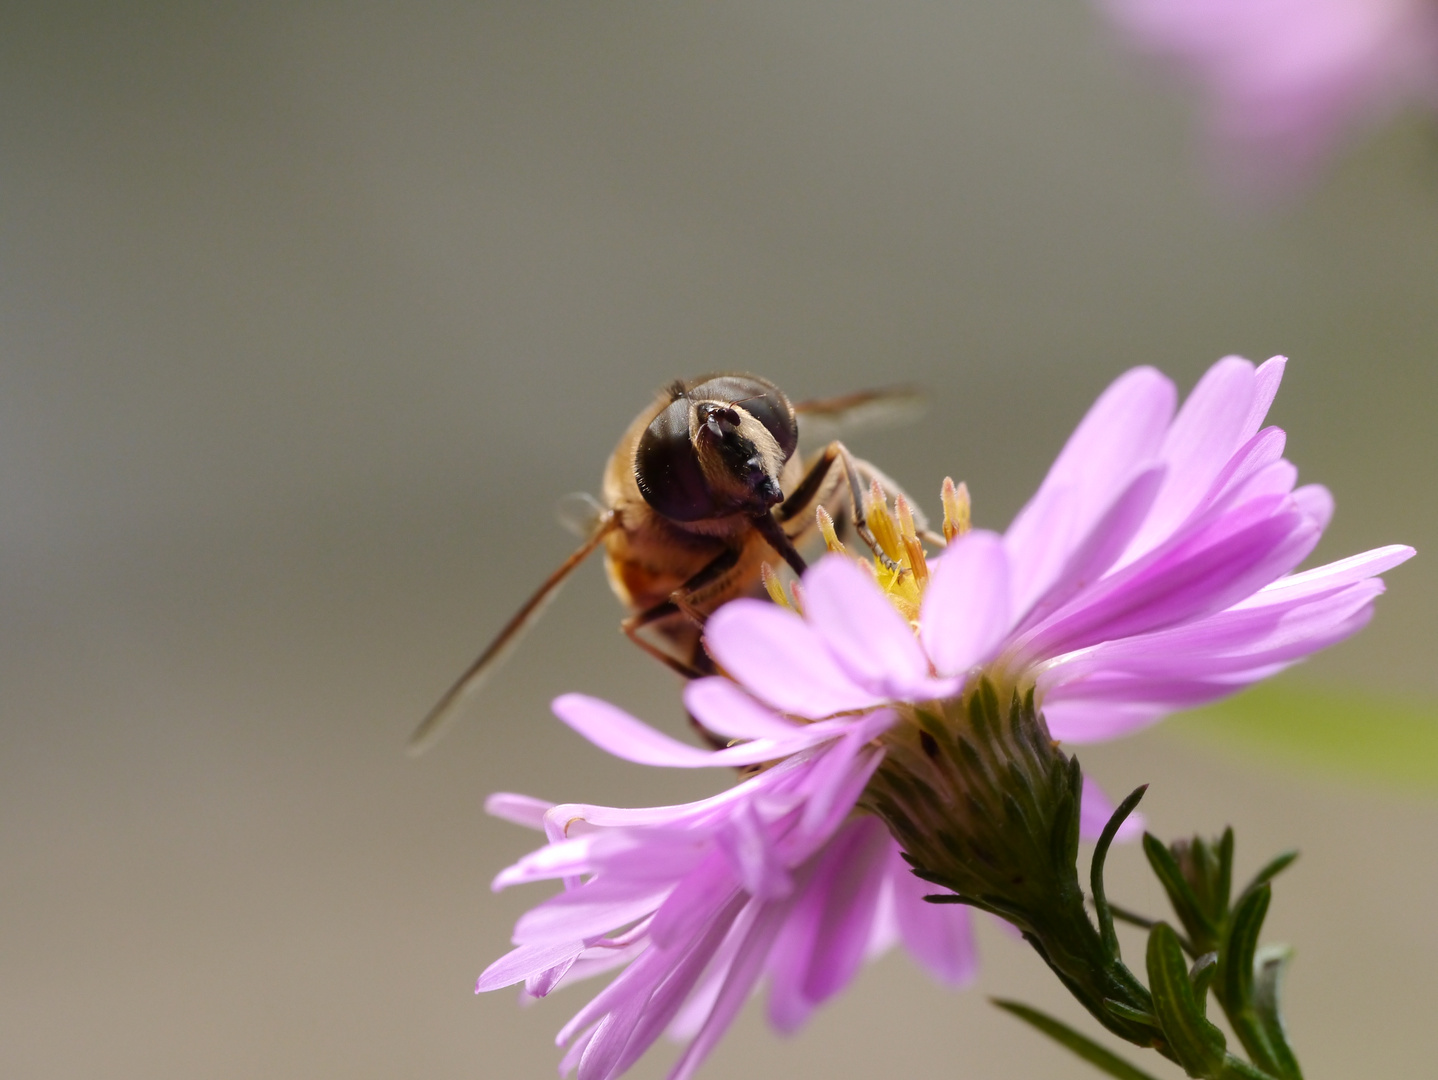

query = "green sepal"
[[1146, 922, 1228, 1076], [1092, 784, 1149, 961], [1054, 756, 1084, 873], [1253, 945, 1303, 1080], [992, 999, 1167, 1080]]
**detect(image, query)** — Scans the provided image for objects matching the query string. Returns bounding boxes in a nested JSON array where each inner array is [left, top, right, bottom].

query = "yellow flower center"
[[762, 475, 972, 628]]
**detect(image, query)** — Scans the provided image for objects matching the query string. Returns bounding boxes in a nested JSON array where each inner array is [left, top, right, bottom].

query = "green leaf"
[[1189, 952, 1218, 1010], [1216, 829, 1234, 923], [1216, 886, 1285, 1077], [1253, 946, 1304, 1080], [1103, 998, 1160, 1029], [992, 999, 1167, 1080], [1144, 834, 1215, 948], [1147, 922, 1228, 1076], [1166, 680, 1438, 791], [1236, 851, 1298, 906], [1222, 886, 1270, 1010]]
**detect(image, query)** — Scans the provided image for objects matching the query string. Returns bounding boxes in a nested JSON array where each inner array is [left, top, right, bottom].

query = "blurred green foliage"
[[1166, 679, 1438, 792]]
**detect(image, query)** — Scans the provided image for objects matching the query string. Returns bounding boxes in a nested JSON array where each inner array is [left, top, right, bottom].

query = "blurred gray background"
[[2, 3, 1435, 1078]]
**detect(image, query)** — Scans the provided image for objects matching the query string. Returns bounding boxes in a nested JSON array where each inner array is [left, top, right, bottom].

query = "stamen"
[[941, 478, 971, 542], [815, 505, 848, 555], [761, 562, 794, 611], [895, 495, 930, 588], [865, 480, 904, 563]]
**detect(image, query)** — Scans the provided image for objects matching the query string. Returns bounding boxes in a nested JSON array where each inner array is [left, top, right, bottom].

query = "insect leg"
[[622, 603, 710, 679], [851, 458, 946, 547], [408, 510, 619, 755], [621, 545, 742, 676], [775, 440, 898, 570]]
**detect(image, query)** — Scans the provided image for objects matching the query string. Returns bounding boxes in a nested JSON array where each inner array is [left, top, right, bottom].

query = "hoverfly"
[[408, 373, 924, 753]]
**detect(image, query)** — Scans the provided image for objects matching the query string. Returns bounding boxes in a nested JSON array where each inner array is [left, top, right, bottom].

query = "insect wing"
[[555, 491, 608, 538], [406, 511, 618, 755], [792, 385, 925, 445]]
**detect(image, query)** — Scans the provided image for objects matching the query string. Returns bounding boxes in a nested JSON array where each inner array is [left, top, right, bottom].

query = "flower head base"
[[864, 682, 1078, 930], [861, 680, 1158, 1045]]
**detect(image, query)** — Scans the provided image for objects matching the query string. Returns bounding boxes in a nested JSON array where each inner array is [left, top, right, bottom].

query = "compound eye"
[[634, 397, 717, 522]]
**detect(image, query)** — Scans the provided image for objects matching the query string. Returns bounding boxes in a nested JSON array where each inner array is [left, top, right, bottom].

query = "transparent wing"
[[555, 491, 608, 538], [406, 511, 618, 755], [792, 385, 925, 445]]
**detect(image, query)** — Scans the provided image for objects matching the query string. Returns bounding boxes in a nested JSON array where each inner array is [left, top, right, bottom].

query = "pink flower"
[[478, 355, 1412, 1080], [477, 708, 976, 1080], [1100, 0, 1438, 188], [708, 356, 1409, 743]]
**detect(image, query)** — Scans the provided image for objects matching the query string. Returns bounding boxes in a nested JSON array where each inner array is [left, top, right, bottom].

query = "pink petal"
[[682, 678, 804, 741], [1009, 467, 1165, 638], [540, 756, 814, 834], [1242, 357, 1286, 440], [794, 716, 892, 839], [665, 907, 752, 1041], [802, 555, 934, 693], [1016, 498, 1319, 663], [577, 901, 743, 1080], [1006, 366, 1176, 613], [920, 530, 1013, 676], [765, 818, 893, 1034], [514, 881, 675, 946], [715, 801, 794, 901], [552, 694, 724, 766], [649, 854, 744, 948], [797, 817, 893, 1004], [526, 952, 582, 998], [557, 894, 743, 1052], [666, 900, 793, 1080], [889, 846, 978, 987], [1238, 544, 1414, 606], [1044, 698, 1171, 743], [1043, 579, 1386, 686], [476, 941, 587, 993], [486, 792, 554, 829], [1124, 356, 1258, 558], [552, 692, 845, 769], [704, 600, 887, 718], [764, 908, 822, 1033], [1191, 427, 1287, 523], [1292, 483, 1334, 530], [492, 835, 596, 890]]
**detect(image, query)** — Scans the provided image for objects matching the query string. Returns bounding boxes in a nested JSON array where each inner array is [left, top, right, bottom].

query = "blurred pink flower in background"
[[477, 356, 1411, 1080], [1100, 0, 1438, 188]]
